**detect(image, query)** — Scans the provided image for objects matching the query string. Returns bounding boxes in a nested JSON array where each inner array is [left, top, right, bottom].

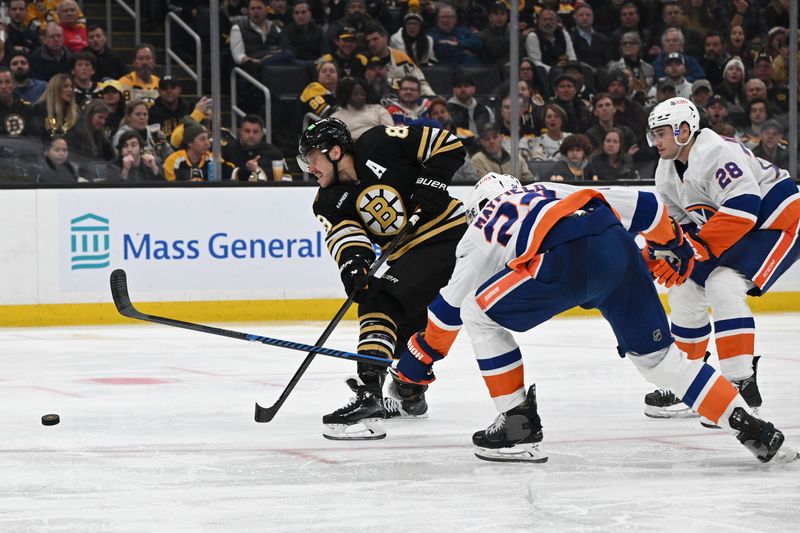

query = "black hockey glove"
[[340, 257, 379, 303], [412, 177, 451, 225]]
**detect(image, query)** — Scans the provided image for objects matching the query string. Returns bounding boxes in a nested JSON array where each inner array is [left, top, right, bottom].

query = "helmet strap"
[[325, 146, 345, 185]]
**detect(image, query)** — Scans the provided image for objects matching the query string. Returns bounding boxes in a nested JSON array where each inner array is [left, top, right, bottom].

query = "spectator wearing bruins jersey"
[[298, 118, 467, 440], [316, 27, 368, 80], [0, 67, 33, 137], [300, 61, 339, 118], [118, 44, 160, 107], [364, 23, 435, 97], [163, 119, 235, 181]]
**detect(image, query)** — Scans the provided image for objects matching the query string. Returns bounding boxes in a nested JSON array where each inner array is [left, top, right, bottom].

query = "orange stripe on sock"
[[696, 376, 739, 424], [716, 333, 755, 360], [423, 321, 458, 355], [482, 365, 525, 398], [675, 339, 709, 360]]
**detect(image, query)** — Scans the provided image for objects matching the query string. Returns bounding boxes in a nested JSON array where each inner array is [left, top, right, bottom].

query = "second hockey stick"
[[109, 269, 391, 366], [253, 211, 421, 423]]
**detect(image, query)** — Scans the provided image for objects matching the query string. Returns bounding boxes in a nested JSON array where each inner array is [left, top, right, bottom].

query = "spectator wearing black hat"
[[83, 25, 126, 82], [317, 27, 368, 79], [0, 66, 34, 138], [704, 94, 733, 130], [279, 1, 329, 63], [222, 114, 285, 181], [389, 11, 436, 67], [327, 0, 371, 51], [163, 118, 235, 181], [446, 72, 493, 136], [605, 69, 647, 141], [5, 0, 39, 55], [525, 7, 576, 72], [71, 52, 97, 109], [9, 51, 47, 103], [429, 5, 482, 68], [647, 53, 691, 105], [549, 74, 591, 134], [364, 23, 434, 96], [148, 76, 202, 140], [646, 79, 677, 111], [469, 122, 534, 183], [753, 119, 788, 170], [570, 4, 613, 69], [29, 23, 74, 81]]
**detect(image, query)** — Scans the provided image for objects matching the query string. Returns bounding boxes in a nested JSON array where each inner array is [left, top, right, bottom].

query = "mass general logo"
[[69, 213, 110, 270]]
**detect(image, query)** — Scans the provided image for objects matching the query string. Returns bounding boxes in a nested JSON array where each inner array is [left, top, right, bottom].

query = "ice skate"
[[473, 385, 548, 463], [383, 378, 429, 420], [322, 377, 387, 441], [643, 388, 698, 419], [701, 357, 762, 429], [728, 407, 799, 464]]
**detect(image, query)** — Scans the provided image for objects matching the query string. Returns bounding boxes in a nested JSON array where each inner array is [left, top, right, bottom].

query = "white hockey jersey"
[[422, 183, 675, 354], [655, 129, 800, 257]]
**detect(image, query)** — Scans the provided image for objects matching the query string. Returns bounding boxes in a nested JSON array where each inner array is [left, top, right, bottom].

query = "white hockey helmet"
[[646, 97, 700, 148], [465, 173, 522, 223]]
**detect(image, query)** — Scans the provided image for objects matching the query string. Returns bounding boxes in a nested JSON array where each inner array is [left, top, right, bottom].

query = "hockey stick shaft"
[[253, 212, 421, 423], [109, 269, 392, 366]]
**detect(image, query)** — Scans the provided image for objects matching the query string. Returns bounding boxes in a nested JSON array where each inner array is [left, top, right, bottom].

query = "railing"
[[165, 12, 202, 94], [230, 67, 272, 144], [106, 0, 140, 48]]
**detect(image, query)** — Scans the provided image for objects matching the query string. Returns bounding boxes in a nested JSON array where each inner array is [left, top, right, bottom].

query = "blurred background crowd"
[[0, 0, 795, 184]]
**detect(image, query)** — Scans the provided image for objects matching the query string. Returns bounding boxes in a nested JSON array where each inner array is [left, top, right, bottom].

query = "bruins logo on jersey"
[[4, 114, 26, 136], [357, 185, 406, 235]]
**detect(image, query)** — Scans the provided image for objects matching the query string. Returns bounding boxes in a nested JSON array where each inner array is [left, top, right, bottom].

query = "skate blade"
[[323, 419, 387, 441], [700, 416, 722, 430], [767, 443, 800, 465], [474, 443, 549, 463], [644, 405, 699, 419]]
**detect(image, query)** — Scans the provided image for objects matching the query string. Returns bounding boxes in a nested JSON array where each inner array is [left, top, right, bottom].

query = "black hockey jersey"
[[313, 124, 467, 267]]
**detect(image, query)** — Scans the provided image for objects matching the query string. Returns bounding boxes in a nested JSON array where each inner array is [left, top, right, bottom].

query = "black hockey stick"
[[109, 269, 392, 366], [253, 211, 421, 423]]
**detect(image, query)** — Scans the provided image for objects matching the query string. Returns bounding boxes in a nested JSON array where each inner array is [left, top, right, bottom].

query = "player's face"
[[304, 148, 336, 187], [649, 125, 679, 158]]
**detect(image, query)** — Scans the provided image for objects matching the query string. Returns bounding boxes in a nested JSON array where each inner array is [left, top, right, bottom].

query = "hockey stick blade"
[[109, 269, 391, 367], [253, 212, 422, 423]]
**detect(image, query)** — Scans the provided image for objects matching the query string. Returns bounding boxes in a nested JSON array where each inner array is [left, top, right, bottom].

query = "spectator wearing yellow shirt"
[[118, 44, 160, 106]]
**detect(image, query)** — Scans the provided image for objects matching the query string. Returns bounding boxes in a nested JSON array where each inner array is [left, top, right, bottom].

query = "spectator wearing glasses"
[[384, 75, 432, 126], [29, 23, 73, 81], [607, 31, 653, 94]]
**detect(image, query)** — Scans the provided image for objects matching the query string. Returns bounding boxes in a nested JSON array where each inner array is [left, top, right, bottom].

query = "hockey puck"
[[41, 414, 60, 426]]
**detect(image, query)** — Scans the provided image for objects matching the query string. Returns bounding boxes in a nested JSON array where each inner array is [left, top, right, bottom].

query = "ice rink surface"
[[2, 315, 799, 532]]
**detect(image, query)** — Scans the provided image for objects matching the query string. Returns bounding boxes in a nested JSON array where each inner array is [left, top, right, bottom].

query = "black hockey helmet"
[[297, 117, 354, 172]]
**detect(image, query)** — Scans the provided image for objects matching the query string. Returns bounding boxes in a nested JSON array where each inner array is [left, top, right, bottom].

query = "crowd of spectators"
[[0, 0, 796, 184]]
